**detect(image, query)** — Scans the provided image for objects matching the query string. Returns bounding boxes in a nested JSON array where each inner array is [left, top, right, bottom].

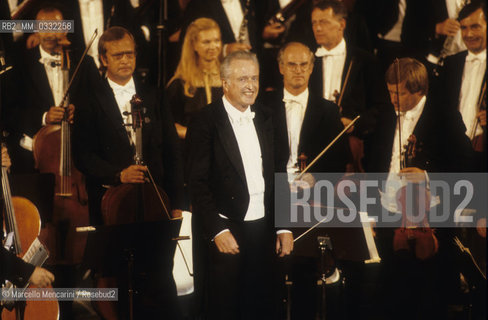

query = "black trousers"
[[206, 218, 275, 320]]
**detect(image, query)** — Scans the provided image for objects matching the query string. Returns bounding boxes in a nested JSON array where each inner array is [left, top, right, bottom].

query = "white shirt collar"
[[397, 95, 426, 121], [283, 88, 309, 107], [107, 77, 136, 94], [222, 95, 255, 125], [466, 49, 487, 62], [315, 38, 346, 57], [39, 45, 61, 64]]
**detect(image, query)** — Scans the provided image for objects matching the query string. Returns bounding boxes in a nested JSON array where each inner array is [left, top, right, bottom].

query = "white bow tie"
[[466, 55, 482, 63], [231, 112, 255, 126], [113, 87, 134, 96], [315, 46, 342, 58], [283, 98, 303, 107], [39, 56, 61, 67]]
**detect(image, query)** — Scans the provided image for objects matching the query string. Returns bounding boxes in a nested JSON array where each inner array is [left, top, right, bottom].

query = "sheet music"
[[359, 211, 381, 263]]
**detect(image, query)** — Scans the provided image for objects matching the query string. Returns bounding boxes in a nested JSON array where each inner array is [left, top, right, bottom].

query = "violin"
[[1, 144, 59, 320], [391, 59, 438, 260], [393, 134, 438, 260]]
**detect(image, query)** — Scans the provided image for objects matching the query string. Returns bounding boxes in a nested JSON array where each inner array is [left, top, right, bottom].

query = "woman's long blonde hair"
[[168, 18, 222, 97]]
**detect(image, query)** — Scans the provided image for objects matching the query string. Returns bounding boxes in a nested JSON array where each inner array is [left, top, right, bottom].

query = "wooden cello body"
[[31, 41, 91, 265], [93, 95, 176, 320], [1, 164, 59, 320], [33, 121, 89, 265]]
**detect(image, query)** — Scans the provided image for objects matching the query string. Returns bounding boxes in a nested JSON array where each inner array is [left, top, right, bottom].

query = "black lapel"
[[252, 103, 273, 180], [103, 0, 115, 28], [341, 47, 354, 91], [213, 0, 237, 42], [97, 78, 133, 146], [275, 91, 290, 160], [213, 100, 247, 183], [454, 51, 468, 106], [28, 49, 55, 107], [298, 94, 323, 155], [311, 58, 324, 97]]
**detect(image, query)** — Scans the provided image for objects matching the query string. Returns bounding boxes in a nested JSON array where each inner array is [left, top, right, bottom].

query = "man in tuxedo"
[[11, 6, 97, 174], [438, 0, 486, 172], [186, 51, 293, 319], [261, 41, 348, 319], [370, 58, 472, 320], [263, 41, 348, 175], [72, 26, 183, 318], [309, 0, 393, 172]]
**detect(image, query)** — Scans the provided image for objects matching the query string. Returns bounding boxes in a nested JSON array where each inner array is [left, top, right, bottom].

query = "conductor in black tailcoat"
[[186, 51, 293, 319]]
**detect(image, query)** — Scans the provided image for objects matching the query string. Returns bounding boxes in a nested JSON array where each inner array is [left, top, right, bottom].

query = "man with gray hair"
[[187, 50, 293, 319]]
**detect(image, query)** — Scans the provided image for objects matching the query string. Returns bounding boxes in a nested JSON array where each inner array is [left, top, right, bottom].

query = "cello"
[[1, 144, 59, 320], [33, 31, 98, 265], [94, 95, 181, 320], [101, 94, 173, 223]]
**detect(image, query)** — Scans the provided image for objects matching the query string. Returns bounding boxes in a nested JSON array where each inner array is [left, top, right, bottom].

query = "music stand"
[[78, 219, 182, 320], [289, 208, 380, 320]]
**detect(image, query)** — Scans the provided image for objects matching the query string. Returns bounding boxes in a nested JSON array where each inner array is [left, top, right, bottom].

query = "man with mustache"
[[438, 0, 486, 172], [186, 51, 293, 319]]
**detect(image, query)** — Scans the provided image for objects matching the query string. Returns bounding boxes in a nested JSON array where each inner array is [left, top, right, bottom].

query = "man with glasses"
[[264, 41, 348, 177], [72, 26, 184, 318], [261, 41, 348, 319], [309, 0, 393, 173]]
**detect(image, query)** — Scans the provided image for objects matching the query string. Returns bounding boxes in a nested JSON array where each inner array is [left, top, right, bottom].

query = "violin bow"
[[58, 29, 99, 108], [394, 58, 403, 170], [337, 59, 354, 112], [293, 115, 360, 181]]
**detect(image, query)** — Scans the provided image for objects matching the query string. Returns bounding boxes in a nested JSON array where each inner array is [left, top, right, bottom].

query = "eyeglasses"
[[109, 51, 136, 60], [284, 62, 310, 71]]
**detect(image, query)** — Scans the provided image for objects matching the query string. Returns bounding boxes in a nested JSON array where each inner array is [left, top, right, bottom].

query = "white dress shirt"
[[389, 96, 426, 174], [381, 0, 406, 42], [222, 96, 265, 222], [459, 49, 486, 139], [444, 0, 467, 55], [279, 0, 293, 8], [381, 96, 433, 213], [78, 0, 104, 67], [107, 77, 137, 145], [21, 46, 65, 151], [315, 38, 346, 102], [283, 88, 309, 173], [221, 0, 249, 44], [39, 46, 66, 107]]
